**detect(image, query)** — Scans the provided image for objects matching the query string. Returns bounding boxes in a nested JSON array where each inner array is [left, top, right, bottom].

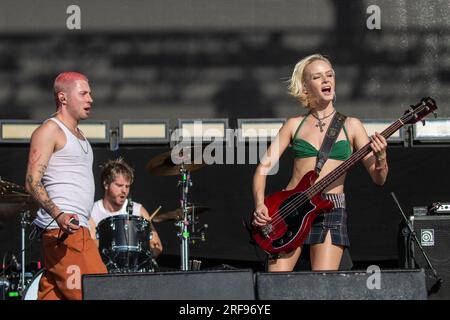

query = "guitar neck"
[[305, 119, 404, 198]]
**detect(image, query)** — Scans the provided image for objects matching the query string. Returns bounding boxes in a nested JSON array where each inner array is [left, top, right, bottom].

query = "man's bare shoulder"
[[31, 121, 62, 142], [31, 119, 61, 140]]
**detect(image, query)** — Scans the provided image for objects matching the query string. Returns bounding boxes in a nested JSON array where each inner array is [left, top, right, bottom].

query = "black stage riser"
[[82, 269, 427, 300], [83, 269, 255, 300], [256, 269, 427, 300]]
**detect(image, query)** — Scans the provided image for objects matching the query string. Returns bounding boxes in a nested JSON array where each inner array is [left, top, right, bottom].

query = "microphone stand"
[[19, 208, 31, 294], [126, 197, 133, 266], [126, 197, 133, 218], [391, 192, 442, 295]]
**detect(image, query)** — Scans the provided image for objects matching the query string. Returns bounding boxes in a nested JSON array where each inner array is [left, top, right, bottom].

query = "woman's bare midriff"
[[284, 157, 347, 194]]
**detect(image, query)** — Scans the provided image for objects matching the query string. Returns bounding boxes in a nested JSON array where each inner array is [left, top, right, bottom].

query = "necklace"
[[56, 118, 89, 154], [310, 109, 336, 133], [75, 129, 89, 154]]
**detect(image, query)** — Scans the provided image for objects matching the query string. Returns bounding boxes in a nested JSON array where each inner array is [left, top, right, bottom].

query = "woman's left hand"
[[370, 132, 388, 161]]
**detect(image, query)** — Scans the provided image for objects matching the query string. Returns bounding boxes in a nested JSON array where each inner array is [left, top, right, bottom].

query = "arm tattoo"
[[37, 164, 47, 177], [26, 164, 59, 218]]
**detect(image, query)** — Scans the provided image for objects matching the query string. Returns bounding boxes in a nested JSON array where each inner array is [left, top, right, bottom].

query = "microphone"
[[126, 197, 133, 217]]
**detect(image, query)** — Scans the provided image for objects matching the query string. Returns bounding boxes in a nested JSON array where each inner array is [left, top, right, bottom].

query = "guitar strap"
[[315, 112, 347, 175]]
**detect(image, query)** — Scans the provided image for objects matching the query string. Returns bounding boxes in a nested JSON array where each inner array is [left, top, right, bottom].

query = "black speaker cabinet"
[[0, 280, 7, 300], [83, 269, 255, 300], [256, 270, 427, 300], [409, 215, 450, 300]]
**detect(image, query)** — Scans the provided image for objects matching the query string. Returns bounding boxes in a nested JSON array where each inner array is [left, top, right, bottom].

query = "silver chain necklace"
[[75, 129, 89, 154], [310, 109, 336, 133]]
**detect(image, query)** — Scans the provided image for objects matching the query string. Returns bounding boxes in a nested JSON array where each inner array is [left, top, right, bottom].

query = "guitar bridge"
[[261, 224, 273, 239]]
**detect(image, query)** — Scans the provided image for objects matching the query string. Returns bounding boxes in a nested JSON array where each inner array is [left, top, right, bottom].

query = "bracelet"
[[54, 211, 65, 221]]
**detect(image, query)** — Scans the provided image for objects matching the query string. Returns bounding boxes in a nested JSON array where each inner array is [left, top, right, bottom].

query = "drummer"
[[88, 158, 163, 258]]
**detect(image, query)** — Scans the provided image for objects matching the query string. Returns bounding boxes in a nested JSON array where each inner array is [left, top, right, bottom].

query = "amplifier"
[[413, 207, 428, 216], [413, 203, 450, 216], [409, 215, 450, 300], [433, 203, 450, 214]]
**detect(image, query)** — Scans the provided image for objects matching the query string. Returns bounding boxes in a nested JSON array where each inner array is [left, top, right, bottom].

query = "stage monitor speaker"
[[256, 270, 426, 300], [409, 215, 450, 300], [83, 269, 255, 300]]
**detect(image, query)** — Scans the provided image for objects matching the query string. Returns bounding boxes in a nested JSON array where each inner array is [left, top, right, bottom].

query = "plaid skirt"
[[303, 193, 350, 247]]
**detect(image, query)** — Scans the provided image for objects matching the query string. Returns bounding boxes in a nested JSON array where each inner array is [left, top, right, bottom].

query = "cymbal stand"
[[19, 209, 31, 294], [177, 164, 192, 271], [189, 206, 208, 245]]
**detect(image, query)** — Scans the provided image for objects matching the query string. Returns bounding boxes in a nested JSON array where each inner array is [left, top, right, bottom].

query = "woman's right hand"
[[252, 203, 271, 227]]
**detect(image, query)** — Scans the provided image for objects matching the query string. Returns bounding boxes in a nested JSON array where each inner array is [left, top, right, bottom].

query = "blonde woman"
[[252, 54, 388, 272]]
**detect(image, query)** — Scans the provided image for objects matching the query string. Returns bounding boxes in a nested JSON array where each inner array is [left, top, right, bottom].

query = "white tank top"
[[90, 199, 142, 225], [33, 118, 95, 229]]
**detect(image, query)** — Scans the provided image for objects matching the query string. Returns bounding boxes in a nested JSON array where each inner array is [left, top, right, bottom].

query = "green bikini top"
[[292, 114, 352, 161]]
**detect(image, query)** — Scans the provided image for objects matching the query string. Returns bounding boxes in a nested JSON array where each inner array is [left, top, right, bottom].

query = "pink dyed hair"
[[53, 72, 89, 109]]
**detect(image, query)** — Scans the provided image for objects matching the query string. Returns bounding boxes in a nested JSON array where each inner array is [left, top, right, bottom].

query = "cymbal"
[[0, 179, 38, 217], [0, 179, 31, 202], [146, 147, 206, 176], [0, 202, 38, 218], [1, 179, 26, 192], [153, 206, 209, 223]]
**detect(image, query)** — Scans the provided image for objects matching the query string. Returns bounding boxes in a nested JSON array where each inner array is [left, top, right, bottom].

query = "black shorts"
[[303, 194, 350, 247]]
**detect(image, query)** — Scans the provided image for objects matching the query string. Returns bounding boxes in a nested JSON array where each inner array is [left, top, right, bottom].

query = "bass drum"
[[22, 269, 44, 300], [97, 215, 153, 272]]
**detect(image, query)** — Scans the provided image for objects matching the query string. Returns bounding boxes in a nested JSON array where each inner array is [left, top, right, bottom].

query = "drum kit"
[[0, 148, 210, 300], [1, 147, 210, 299], [96, 147, 209, 273]]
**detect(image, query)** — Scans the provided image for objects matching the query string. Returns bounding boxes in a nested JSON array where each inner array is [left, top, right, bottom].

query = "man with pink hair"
[[25, 72, 107, 300]]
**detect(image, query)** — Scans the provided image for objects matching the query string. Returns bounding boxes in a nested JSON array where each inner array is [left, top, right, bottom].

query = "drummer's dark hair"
[[100, 157, 134, 189]]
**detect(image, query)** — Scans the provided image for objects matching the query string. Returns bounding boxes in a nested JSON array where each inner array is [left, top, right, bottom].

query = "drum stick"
[[148, 206, 162, 222]]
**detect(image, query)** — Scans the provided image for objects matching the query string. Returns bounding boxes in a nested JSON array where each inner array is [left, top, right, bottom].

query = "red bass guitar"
[[252, 97, 437, 254]]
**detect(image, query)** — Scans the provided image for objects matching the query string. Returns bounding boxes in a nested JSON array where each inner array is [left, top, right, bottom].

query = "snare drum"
[[97, 215, 152, 272]]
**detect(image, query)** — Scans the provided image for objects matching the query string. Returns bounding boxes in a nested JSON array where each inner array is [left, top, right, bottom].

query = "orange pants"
[[38, 227, 107, 300]]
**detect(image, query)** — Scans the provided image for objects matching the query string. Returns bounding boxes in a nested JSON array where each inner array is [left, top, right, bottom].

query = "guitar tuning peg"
[[433, 111, 438, 118]]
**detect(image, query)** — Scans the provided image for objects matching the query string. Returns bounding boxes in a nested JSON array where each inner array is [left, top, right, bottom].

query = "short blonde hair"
[[288, 54, 333, 108]]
